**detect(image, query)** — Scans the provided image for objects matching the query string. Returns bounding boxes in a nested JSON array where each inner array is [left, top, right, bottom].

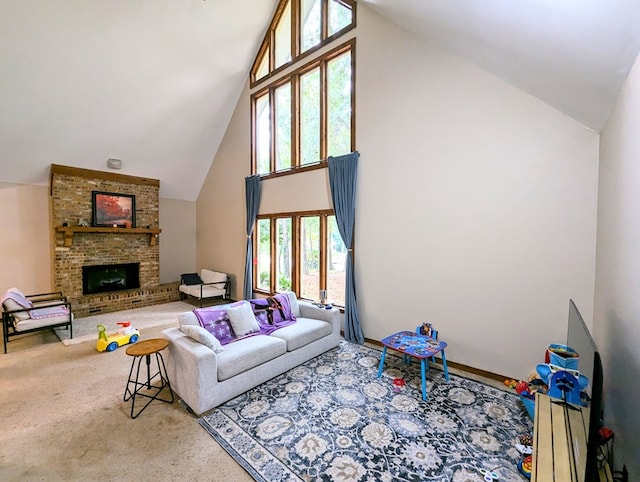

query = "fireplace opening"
[[82, 263, 140, 295]]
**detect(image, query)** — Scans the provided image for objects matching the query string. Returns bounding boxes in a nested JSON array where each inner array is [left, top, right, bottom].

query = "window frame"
[[250, 0, 357, 88], [253, 209, 346, 307], [251, 39, 356, 178]]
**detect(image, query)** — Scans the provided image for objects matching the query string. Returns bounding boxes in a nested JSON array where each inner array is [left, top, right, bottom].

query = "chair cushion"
[[15, 313, 73, 332], [181, 273, 203, 286], [179, 284, 226, 299], [200, 269, 227, 284]]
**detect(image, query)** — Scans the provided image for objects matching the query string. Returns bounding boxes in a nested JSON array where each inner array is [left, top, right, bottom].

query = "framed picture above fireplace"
[[92, 191, 136, 228]]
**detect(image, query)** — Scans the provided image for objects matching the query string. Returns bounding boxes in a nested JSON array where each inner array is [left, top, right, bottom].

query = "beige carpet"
[[55, 301, 195, 345], [0, 304, 253, 481]]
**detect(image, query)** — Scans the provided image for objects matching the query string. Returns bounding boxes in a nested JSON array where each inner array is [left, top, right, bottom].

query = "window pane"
[[301, 0, 321, 52], [327, 215, 346, 306], [300, 68, 320, 165], [328, 0, 353, 37], [256, 49, 269, 81], [327, 52, 352, 157], [255, 94, 271, 174], [257, 219, 271, 291], [275, 83, 292, 171], [275, 1, 292, 69], [276, 218, 292, 292], [299, 216, 320, 300]]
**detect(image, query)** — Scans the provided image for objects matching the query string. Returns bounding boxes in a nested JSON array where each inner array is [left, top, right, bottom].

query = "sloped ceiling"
[[2, 0, 640, 200], [0, 0, 278, 200], [361, 0, 640, 132]]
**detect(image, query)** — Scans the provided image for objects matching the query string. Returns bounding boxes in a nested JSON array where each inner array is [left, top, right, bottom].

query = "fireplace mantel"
[[55, 226, 162, 247]]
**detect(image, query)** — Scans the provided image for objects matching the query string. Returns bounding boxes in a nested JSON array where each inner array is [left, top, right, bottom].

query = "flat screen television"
[[566, 299, 604, 482]]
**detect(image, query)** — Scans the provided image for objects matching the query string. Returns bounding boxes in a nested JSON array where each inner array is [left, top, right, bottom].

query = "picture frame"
[[92, 191, 136, 228]]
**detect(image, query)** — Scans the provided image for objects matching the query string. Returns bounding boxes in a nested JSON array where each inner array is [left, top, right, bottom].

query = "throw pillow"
[[194, 301, 244, 345], [250, 293, 295, 325], [181, 273, 203, 286], [180, 325, 224, 353], [178, 311, 199, 327], [227, 301, 260, 337]]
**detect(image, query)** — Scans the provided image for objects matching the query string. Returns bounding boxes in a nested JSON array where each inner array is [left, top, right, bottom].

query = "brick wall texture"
[[51, 170, 179, 317]]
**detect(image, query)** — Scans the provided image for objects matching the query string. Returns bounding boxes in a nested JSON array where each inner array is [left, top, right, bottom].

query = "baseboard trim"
[[363, 336, 508, 384]]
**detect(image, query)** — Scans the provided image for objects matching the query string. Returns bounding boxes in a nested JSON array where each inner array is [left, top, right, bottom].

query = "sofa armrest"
[[299, 301, 338, 322], [162, 327, 220, 414]]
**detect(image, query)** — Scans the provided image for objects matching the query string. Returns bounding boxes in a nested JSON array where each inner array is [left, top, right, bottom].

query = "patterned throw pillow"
[[194, 301, 244, 345], [250, 293, 296, 325]]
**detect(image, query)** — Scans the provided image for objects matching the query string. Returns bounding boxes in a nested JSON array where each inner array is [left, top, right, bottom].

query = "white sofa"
[[162, 292, 341, 416]]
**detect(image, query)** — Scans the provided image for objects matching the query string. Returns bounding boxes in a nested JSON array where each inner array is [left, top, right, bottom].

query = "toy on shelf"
[[96, 321, 140, 352]]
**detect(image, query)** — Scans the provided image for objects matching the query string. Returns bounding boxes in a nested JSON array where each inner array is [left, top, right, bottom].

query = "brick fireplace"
[[50, 164, 179, 317]]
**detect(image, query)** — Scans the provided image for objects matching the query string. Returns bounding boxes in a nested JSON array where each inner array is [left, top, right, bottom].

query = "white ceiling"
[[2, 0, 640, 201]]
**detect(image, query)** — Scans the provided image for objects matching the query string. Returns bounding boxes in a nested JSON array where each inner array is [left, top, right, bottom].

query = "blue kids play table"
[[377, 330, 450, 401]]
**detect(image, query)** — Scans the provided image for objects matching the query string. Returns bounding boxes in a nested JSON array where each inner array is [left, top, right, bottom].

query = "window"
[[255, 211, 346, 306], [252, 40, 354, 176], [251, 0, 356, 86]]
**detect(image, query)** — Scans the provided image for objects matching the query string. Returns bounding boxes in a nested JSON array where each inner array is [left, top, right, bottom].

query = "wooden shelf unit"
[[55, 226, 162, 247]]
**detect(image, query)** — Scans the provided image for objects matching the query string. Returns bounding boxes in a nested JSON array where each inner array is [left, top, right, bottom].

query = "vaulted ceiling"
[[2, 0, 640, 201]]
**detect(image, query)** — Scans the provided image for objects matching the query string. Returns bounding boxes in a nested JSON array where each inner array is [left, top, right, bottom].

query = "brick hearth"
[[50, 165, 179, 317]]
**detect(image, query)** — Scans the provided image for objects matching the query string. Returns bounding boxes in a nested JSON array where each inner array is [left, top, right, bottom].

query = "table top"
[[126, 338, 169, 357], [380, 330, 447, 358]]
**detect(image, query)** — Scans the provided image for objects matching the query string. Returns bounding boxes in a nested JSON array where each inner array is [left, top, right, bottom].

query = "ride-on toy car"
[[96, 321, 140, 352]]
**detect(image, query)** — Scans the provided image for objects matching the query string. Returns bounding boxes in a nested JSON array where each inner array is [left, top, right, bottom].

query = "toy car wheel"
[[129, 334, 139, 344], [106, 341, 118, 352]]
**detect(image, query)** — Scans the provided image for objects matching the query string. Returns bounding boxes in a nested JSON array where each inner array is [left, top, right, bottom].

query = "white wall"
[[0, 184, 196, 293], [159, 197, 197, 283], [0, 183, 52, 294], [355, 6, 599, 378], [196, 80, 253, 300], [197, 4, 600, 379], [595, 50, 640, 476]]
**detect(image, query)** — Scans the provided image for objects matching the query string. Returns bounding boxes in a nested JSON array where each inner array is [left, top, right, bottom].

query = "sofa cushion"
[[180, 325, 224, 353], [200, 269, 227, 284], [227, 301, 260, 337], [181, 273, 203, 286], [270, 317, 333, 351], [216, 335, 286, 381]]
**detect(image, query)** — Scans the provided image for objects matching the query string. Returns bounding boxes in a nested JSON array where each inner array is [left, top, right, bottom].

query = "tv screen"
[[566, 299, 604, 482]]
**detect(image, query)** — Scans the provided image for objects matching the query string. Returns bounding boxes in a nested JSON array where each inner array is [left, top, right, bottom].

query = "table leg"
[[441, 350, 450, 382], [377, 347, 387, 378], [420, 358, 427, 401]]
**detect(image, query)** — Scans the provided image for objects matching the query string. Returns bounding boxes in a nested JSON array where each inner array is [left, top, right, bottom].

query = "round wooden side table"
[[123, 338, 174, 419]]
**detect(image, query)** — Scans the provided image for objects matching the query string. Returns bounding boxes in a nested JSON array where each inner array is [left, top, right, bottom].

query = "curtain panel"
[[243, 175, 261, 300], [328, 151, 364, 344]]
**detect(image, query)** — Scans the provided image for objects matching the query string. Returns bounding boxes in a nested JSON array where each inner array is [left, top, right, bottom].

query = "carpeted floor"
[[199, 341, 532, 482], [54, 301, 195, 345], [0, 304, 253, 482]]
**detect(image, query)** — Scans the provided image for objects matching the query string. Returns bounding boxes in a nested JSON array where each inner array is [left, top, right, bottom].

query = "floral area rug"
[[198, 341, 532, 481]]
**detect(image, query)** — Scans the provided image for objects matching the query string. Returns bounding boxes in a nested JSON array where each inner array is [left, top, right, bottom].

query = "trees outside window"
[[255, 212, 346, 306]]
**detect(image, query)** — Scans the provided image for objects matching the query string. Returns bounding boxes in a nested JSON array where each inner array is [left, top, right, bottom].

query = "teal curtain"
[[328, 151, 364, 344], [243, 175, 261, 300]]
